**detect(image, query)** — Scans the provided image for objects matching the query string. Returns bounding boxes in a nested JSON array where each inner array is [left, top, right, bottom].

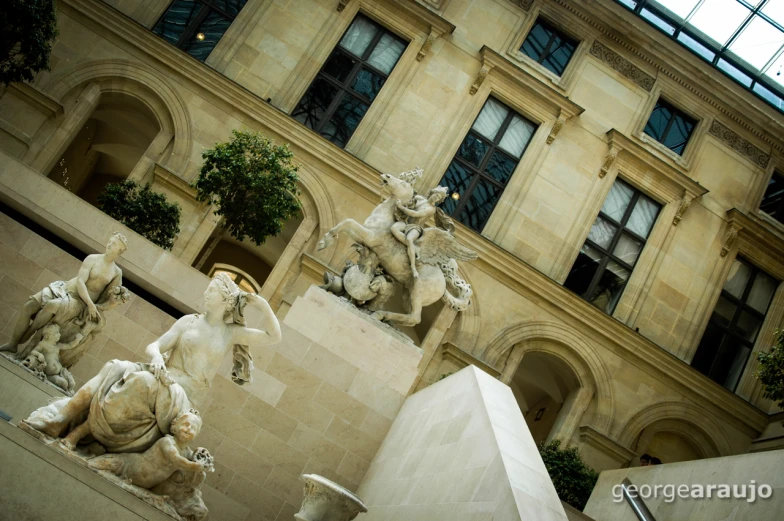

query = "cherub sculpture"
[[316, 169, 477, 327], [21, 324, 80, 394]]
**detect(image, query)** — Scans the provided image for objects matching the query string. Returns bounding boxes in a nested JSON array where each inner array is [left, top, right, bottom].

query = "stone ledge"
[[0, 354, 66, 424]]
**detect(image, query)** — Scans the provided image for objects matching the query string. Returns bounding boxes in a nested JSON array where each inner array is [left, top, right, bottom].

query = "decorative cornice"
[[579, 425, 636, 463], [708, 120, 770, 169], [726, 208, 784, 280], [441, 342, 501, 378], [508, 0, 534, 10], [588, 40, 654, 92], [552, 0, 784, 156]]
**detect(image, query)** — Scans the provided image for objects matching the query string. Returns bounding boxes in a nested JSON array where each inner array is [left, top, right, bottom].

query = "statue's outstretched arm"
[[145, 316, 191, 376], [232, 294, 282, 347]]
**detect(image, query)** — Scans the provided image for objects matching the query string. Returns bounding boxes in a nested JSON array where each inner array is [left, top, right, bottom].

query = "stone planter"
[[295, 474, 367, 521]]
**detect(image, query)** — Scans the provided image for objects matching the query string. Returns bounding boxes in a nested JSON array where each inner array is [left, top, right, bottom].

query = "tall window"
[[209, 265, 260, 294], [520, 18, 578, 76], [152, 0, 248, 62], [692, 258, 777, 391], [292, 15, 407, 148], [760, 170, 784, 225], [439, 97, 537, 232], [564, 179, 660, 314], [643, 99, 696, 155]]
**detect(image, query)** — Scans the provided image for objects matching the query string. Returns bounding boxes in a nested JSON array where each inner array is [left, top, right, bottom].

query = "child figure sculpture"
[[390, 186, 449, 279], [22, 324, 82, 393], [88, 410, 213, 489]]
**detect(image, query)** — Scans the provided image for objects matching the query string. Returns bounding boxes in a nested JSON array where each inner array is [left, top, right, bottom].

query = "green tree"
[[193, 130, 301, 268], [539, 439, 599, 511], [0, 0, 58, 85], [756, 330, 784, 417], [97, 180, 181, 250]]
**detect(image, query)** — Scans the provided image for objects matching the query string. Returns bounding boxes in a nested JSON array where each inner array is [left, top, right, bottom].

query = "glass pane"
[[484, 151, 517, 185], [351, 67, 385, 102], [472, 98, 509, 140], [456, 133, 490, 167], [689, 0, 750, 46], [677, 31, 716, 61], [339, 16, 379, 58], [440, 161, 473, 216], [292, 77, 340, 130], [613, 234, 643, 266], [728, 16, 784, 70], [323, 51, 357, 83], [747, 272, 777, 314], [498, 115, 536, 158], [644, 102, 673, 142], [763, 0, 784, 25], [653, 0, 700, 19], [735, 311, 762, 344], [713, 295, 737, 327], [542, 36, 577, 76], [641, 8, 676, 35], [711, 338, 751, 391], [210, 0, 247, 17], [459, 178, 502, 232], [692, 321, 726, 375], [238, 279, 256, 294], [153, 0, 204, 46], [587, 216, 618, 250], [760, 171, 784, 221], [521, 22, 552, 62], [564, 244, 604, 297], [722, 260, 751, 299], [182, 10, 232, 61], [588, 260, 630, 314], [626, 196, 659, 238], [600, 180, 634, 222], [661, 112, 696, 155], [320, 94, 369, 148], [367, 34, 406, 75], [717, 58, 753, 87]]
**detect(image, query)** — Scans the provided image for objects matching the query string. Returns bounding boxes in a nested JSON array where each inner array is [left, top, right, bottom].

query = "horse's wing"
[[417, 228, 479, 266]]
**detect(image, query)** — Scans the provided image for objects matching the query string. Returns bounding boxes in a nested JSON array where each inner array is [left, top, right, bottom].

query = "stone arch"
[[43, 60, 192, 173], [617, 401, 733, 458], [296, 165, 336, 239], [482, 320, 615, 434]]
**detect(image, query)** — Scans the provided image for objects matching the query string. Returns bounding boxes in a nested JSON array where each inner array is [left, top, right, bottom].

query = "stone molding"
[[588, 40, 655, 92], [152, 163, 198, 200], [441, 342, 501, 378], [708, 120, 771, 169], [7, 83, 63, 118], [578, 425, 636, 465], [726, 208, 784, 280], [508, 0, 534, 10]]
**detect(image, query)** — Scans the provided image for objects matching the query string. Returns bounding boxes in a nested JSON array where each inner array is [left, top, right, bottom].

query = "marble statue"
[[1, 231, 128, 360], [21, 272, 283, 520], [317, 169, 478, 327], [21, 324, 81, 394], [295, 474, 367, 521]]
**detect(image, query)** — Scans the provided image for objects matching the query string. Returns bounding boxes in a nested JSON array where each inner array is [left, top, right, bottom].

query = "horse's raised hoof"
[[371, 311, 386, 322]]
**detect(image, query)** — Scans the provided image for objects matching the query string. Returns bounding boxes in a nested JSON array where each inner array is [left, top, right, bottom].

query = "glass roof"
[[615, 0, 784, 113]]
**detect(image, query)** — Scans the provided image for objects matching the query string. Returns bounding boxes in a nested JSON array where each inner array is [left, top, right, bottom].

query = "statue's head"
[[171, 408, 202, 442], [379, 173, 416, 204], [106, 232, 128, 256], [206, 272, 246, 324], [427, 186, 449, 204], [41, 324, 61, 343]]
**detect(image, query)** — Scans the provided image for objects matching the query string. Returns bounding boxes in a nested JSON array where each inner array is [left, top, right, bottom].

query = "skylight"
[[615, 0, 784, 113]]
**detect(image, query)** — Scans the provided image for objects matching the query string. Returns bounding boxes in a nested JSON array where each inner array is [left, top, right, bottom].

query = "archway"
[[47, 91, 161, 206]]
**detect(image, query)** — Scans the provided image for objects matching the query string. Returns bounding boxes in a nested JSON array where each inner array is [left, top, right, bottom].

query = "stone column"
[[546, 385, 594, 445]]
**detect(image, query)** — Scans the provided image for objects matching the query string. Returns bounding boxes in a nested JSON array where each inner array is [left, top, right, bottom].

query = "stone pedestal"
[[0, 354, 66, 423]]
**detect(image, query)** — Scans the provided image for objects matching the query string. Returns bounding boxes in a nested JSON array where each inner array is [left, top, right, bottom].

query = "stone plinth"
[[357, 365, 569, 521], [0, 354, 66, 423], [0, 419, 173, 521]]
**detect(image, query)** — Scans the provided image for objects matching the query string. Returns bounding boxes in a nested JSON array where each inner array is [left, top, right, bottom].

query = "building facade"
[[1, 0, 783, 499]]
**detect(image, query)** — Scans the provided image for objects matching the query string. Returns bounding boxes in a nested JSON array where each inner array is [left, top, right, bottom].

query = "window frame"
[[291, 14, 408, 148], [564, 178, 662, 315], [439, 96, 538, 232], [151, 0, 248, 62], [643, 97, 698, 156], [519, 17, 580, 77], [759, 169, 784, 225], [691, 258, 777, 392], [208, 263, 261, 294]]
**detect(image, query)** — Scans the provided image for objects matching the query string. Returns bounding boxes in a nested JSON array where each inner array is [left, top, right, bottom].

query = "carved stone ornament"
[[417, 30, 438, 61], [589, 41, 655, 92], [508, 0, 534, 10], [295, 474, 367, 521], [547, 112, 567, 144], [672, 195, 693, 226], [721, 224, 742, 257], [0, 232, 131, 395], [708, 120, 770, 168], [337, 0, 350, 12], [317, 168, 478, 327], [470, 64, 492, 95], [599, 147, 619, 178]]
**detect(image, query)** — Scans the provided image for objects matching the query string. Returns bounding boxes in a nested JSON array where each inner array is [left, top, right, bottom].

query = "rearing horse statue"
[[317, 171, 477, 327]]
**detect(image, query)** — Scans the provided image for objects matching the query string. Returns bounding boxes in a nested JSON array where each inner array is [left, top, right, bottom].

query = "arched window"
[[208, 263, 261, 294]]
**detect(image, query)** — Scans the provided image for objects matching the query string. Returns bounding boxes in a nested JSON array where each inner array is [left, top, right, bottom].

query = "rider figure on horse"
[[391, 186, 449, 279]]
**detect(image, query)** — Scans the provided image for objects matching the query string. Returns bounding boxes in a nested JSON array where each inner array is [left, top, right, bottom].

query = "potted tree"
[[1, 0, 58, 85], [539, 439, 599, 512], [757, 330, 784, 422]]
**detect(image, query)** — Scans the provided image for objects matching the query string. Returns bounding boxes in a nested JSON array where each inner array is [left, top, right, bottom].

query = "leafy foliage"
[[194, 130, 302, 245], [756, 330, 784, 414], [97, 180, 181, 250], [0, 0, 58, 85], [539, 439, 599, 511]]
